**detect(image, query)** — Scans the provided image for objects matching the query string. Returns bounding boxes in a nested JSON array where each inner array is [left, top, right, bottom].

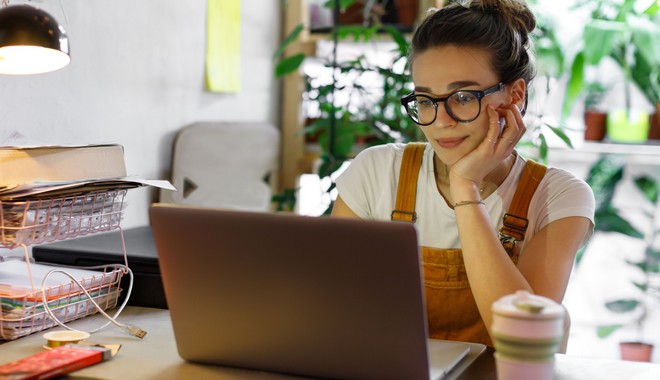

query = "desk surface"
[[1, 307, 660, 380]]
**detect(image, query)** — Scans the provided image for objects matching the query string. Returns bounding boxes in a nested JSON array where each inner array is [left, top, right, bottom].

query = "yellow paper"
[[205, 0, 241, 92]]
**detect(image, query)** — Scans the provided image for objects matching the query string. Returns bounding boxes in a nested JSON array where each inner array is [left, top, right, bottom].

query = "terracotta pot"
[[584, 111, 607, 141], [620, 342, 654, 362], [648, 102, 660, 140]]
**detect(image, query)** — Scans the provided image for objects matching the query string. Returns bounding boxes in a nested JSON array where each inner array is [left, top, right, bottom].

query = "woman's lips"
[[436, 137, 466, 149]]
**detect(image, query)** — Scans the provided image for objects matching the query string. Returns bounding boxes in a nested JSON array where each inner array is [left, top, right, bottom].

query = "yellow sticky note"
[[206, 0, 241, 92]]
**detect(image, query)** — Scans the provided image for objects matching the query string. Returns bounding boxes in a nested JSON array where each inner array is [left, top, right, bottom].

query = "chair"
[[159, 122, 280, 211]]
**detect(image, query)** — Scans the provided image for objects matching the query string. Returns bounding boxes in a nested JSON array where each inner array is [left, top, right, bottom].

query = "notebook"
[[149, 203, 484, 380]]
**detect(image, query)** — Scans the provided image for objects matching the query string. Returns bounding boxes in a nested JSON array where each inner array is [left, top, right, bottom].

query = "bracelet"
[[453, 200, 485, 208]]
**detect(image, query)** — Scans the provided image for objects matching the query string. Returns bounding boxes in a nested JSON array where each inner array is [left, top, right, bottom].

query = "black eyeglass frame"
[[400, 82, 506, 125]]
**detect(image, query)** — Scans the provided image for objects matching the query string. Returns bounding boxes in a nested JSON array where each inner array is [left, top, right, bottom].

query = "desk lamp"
[[0, 4, 70, 75]]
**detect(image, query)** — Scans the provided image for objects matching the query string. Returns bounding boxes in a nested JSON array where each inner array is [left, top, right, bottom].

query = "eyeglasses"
[[400, 83, 505, 125]]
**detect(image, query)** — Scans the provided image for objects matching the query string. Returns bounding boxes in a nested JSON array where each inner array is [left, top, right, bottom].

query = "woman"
[[331, 0, 595, 346]]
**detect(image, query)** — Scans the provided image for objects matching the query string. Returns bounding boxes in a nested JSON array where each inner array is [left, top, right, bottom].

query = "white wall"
[[0, 0, 281, 228]]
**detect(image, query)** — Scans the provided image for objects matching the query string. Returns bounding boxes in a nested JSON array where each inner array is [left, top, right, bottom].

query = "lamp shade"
[[0, 5, 70, 75]]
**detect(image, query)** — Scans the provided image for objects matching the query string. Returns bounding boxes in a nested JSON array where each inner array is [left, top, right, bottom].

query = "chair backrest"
[[159, 122, 279, 211]]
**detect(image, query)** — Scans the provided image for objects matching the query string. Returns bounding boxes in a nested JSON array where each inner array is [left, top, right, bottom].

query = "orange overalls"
[[391, 143, 547, 346]]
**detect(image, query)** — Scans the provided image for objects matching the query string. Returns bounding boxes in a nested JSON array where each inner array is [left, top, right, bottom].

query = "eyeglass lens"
[[406, 91, 482, 124]]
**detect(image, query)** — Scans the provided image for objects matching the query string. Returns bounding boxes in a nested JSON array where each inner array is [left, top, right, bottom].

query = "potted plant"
[[580, 155, 659, 361], [583, 81, 608, 141], [561, 0, 659, 143]]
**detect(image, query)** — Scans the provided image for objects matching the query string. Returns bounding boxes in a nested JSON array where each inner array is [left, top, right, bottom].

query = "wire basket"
[[0, 189, 126, 249], [0, 264, 124, 340]]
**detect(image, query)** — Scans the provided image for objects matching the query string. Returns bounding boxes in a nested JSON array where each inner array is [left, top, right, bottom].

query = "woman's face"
[[411, 45, 511, 166]]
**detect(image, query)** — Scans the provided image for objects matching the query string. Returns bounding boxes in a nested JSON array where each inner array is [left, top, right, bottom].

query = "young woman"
[[331, 0, 595, 346]]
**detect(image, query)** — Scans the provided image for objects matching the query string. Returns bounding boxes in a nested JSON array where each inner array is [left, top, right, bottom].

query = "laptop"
[[149, 203, 483, 380]]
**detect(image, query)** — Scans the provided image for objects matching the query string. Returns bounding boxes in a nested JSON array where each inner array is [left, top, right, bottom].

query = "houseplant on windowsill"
[[561, 0, 659, 143], [581, 155, 660, 361], [583, 81, 608, 141]]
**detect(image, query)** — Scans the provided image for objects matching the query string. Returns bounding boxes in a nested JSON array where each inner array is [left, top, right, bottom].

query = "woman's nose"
[[432, 104, 456, 128]]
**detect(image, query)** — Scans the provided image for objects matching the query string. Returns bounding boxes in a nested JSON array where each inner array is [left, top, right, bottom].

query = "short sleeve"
[[529, 168, 596, 247], [334, 144, 402, 219]]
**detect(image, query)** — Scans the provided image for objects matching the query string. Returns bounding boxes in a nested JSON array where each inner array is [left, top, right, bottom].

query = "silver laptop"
[[149, 203, 483, 380]]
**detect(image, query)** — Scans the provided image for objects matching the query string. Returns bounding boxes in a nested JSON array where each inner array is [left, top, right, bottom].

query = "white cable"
[[40, 264, 146, 338]]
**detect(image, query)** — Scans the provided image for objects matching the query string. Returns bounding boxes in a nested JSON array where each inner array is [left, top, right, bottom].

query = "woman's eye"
[[453, 93, 476, 105], [416, 97, 434, 107]]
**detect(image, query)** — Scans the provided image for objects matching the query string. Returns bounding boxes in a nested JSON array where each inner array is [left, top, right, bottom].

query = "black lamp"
[[0, 4, 70, 75]]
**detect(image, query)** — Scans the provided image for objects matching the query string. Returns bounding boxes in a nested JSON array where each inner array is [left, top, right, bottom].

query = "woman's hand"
[[448, 102, 526, 197]]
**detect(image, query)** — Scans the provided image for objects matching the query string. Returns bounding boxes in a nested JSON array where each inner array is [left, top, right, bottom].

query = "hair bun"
[[479, 0, 536, 42]]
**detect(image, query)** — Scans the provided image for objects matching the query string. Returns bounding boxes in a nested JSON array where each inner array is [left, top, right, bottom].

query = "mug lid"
[[492, 290, 564, 319]]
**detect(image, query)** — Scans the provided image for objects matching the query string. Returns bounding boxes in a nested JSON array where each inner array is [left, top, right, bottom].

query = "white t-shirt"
[[335, 143, 595, 255]]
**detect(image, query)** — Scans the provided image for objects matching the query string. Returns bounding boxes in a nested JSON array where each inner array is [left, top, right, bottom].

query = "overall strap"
[[499, 159, 548, 248], [391, 143, 426, 223]]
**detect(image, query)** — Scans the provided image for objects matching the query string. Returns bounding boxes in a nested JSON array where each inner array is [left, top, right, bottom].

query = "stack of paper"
[[0, 260, 123, 340]]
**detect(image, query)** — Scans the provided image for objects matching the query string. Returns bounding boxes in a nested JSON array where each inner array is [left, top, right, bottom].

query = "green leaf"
[[583, 20, 627, 65], [634, 176, 659, 204], [605, 299, 639, 313], [561, 52, 584, 121], [595, 209, 643, 238], [575, 245, 586, 266], [597, 324, 623, 338], [385, 25, 408, 56], [585, 156, 624, 209], [538, 133, 548, 164], [647, 247, 660, 262], [323, 0, 358, 12], [632, 281, 647, 292], [643, 2, 659, 17], [317, 156, 345, 178], [273, 23, 304, 61], [546, 125, 574, 149], [629, 15, 660, 67], [275, 53, 306, 77]]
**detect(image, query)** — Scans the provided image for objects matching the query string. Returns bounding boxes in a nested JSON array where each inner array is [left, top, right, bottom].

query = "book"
[[0, 144, 126, 188], [0, 344, 112, 379]]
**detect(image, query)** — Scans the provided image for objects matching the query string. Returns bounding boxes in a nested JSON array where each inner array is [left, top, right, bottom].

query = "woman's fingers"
[[494, 103, 526, 148], [485, 105, 504, 146]]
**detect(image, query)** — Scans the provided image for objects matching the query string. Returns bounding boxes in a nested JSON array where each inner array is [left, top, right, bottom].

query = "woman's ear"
[[508, 78, 526, 109]]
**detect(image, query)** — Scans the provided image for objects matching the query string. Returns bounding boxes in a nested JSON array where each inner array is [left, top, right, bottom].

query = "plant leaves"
[[585, 156, 624, 210], [537, 133, 548, 164], [546, 125, 574, 149], [385, 25, 408, 56], [583, 20, 626, 65], [323, 0, 358, 12], [597, 324, 623, 338], [275, 53, 306, 77], [629, 15, 660, 67], [595, 209, 643, 238], [634, 176, 659, 204], [273, 23, 304, 61], [575, 245, 586, 266], [605, 299, 640, 313], [561, 52, 584, 121]]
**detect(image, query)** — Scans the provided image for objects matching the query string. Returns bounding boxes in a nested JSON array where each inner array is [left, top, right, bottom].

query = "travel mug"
[[492, 290, 565, 380]]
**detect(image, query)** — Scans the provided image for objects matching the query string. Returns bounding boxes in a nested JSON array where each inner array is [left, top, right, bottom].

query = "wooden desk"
[[1, 307, 660, 379]]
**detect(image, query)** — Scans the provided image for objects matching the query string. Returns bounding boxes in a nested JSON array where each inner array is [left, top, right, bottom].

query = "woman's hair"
[[409, 0, 537, 87]]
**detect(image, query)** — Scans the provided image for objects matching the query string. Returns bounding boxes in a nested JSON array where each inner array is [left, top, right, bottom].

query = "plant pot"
[[619, 342, 654, 362], [584, 111, 607, 141], [607, 109, 650, 143], [648, 102, 660, 141]]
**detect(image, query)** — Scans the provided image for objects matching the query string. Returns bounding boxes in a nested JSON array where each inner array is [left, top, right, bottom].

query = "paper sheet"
[[205, 0, 241, 92]]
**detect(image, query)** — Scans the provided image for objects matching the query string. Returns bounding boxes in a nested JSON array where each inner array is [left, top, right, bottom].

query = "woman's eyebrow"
[[414, 81, 482, 94], [447, 80, 480, 91]]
